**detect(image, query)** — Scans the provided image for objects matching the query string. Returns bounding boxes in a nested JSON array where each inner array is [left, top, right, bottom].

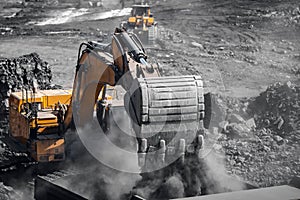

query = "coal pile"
[[214, 82, 300, 187], [248, 81, 300, 136], [0, 53, 60, 134]]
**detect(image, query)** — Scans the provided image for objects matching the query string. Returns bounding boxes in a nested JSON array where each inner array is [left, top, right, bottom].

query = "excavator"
[[8, 28, 209, 172]]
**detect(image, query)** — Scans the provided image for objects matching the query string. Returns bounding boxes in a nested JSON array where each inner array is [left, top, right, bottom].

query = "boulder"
[[246, 118, 256, 129], [226, 123, 251, 138]]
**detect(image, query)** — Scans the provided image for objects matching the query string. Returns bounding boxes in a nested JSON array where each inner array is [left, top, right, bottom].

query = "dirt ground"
[[0, 0, 299, 199], [1, 0, 299, 96]]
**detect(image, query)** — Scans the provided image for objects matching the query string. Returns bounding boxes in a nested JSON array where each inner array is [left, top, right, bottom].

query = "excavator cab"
[[131, 6, 148, 16]]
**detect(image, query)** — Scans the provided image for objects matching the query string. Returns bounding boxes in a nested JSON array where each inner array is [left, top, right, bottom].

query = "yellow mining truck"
[[8, 89, 72, 162], [123, 4, 158, 44]]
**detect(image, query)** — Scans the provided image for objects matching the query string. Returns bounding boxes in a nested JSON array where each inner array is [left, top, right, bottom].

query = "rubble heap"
[[248, 81, 300, 136], [0, 53, 60, 134], [218, 130, 299, 187], [214, 82, 300, 187]]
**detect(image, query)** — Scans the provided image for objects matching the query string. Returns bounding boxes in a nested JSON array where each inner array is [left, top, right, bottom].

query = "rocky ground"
[[0, 0, 299, 199], [215, 82, 300, 187]]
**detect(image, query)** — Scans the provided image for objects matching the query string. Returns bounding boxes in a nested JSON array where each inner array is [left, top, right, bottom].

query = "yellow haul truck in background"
[[123, 4, 158, 44], [127, 4, 155, 28]]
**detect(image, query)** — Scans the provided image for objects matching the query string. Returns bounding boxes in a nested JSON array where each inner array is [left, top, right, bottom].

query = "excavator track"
[[129, 75, 205, 170]]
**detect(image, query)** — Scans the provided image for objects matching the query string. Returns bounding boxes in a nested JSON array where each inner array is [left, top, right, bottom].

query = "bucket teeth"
[[138, 137, 207, 170], [158, 140, 166, 154], [197, 135, 204, 150], [178, 139, 186, 154], [138, 139, 147, 167], [157, 140, 166, 164], [140, 138, 147, 152], [138, 153, 146, 167], [178, 139, 186, 164]]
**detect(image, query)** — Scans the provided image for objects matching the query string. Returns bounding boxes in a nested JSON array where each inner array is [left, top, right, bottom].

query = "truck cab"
[[128, 5, 154, 28]]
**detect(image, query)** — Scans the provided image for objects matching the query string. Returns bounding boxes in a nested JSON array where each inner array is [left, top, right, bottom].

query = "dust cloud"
[[131, 147, 246, 199], [59, 118, 141, 200]]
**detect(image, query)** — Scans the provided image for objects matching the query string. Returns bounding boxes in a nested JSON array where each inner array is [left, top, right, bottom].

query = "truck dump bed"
[[35, 171, 88, 200]]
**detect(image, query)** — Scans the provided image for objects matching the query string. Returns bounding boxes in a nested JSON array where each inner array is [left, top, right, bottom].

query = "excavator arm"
[[64, 28, 207, 172], [63, 43, 117, 128]]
